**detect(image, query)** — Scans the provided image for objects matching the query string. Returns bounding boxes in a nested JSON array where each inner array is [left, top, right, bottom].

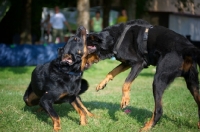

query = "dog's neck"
[[58, 65, 82, 76]]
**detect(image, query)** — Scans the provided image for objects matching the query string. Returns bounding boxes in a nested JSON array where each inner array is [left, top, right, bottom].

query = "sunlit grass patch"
[[0, 60, 199, 132]]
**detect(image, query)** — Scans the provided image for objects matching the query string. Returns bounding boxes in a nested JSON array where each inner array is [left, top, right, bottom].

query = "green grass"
[[0, 59, 199, 132]]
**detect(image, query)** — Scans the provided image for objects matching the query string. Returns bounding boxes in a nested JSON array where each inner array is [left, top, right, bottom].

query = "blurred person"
[[48, 6, 72, 43], [41, 14, 51, 43], [117, 9, 128, 24], [91, 10, 103, 32]]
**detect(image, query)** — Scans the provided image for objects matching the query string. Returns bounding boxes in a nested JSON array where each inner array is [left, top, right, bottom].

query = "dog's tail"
[[182, 45, 200, 67], [78, 79, 89, 95]]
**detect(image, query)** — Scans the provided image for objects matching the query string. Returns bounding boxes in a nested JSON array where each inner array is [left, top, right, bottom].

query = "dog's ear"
[[57, 47, 64, 57], [100, 31, 114, 49], [88, 33, 101, 42], [76, 26, 86, 39]]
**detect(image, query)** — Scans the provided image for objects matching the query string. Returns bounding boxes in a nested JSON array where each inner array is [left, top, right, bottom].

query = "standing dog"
[[23, 26, 93, 132], [86, 19, 200, 131]]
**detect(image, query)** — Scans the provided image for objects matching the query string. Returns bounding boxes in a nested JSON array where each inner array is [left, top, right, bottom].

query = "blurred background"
[[0, 0, 200, 66], [0, 0, 200, 44]]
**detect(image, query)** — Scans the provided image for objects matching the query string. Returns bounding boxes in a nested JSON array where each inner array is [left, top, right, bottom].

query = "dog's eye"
[[74, 37, 81, 41]]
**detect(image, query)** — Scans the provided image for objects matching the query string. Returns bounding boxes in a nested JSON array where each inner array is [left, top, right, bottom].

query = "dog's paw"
[[96, 82, 107, 91], [198, 121, 200, 129], [53, 126, 61, 132], [139, 121, 153, 132], [120, 96, 130, 109], [87, 112, 95, 117], [80, 120, 87, 125]]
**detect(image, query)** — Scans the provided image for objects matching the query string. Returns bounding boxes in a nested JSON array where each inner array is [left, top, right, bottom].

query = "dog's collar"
[[57, 62, 82, 76], [65, 71, 82, 76]]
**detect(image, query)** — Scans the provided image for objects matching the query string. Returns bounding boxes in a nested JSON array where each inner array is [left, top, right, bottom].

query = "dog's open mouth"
[[84, 53, 100, 70], [61, 54, 73, 65], [87, 45, 97, 54]]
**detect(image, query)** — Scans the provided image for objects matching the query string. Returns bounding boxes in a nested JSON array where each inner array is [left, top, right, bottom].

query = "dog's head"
[[86, 31, 114, 54], [84, 31, 114, 69], [58, 26, 87, 71]]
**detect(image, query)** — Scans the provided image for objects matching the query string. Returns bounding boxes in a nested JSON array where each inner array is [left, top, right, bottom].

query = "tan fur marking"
[[71, 101, 87, 125], [86, 53, 100, 65], [50, 116, 61, 132], [76, 97, 94, 117], [96, 63, 130, 91], [140, 112, 155, 132], [122, 82, 132, 92], [91, 36, 94, 40], [59, 93, 67, 99], [26, 92, 39, 106], [78, 50, 82, 54], [181, 56, 193, 72], [121, 82, 132, 108], [81, 29, 88, 71], [193, 88, 200, 105], [140, 100, 162, 131]]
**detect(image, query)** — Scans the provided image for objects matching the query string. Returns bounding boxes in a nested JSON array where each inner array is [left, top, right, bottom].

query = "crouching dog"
[[23, 26, 93, 132]]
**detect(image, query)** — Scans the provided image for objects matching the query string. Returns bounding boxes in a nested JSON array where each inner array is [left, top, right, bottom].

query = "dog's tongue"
[[87, 45, 96, 49], [87, 45, 97, 54]]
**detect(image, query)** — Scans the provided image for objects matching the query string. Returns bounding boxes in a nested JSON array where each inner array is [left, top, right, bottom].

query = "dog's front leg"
[[121, 63, 143, 109], [96, 63, 130, 91], [40, 93, 61, 132]]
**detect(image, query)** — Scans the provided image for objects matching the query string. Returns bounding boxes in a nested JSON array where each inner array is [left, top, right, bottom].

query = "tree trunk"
[[122, 0, 136, 21], [77, 0, 90, 32], [102, 0, 111, 28], [20, 0, 32, 44]]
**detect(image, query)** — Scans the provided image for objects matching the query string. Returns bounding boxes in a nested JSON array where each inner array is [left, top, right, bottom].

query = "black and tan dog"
[[23, 26, 93, 132], [86, 19, 200, 131]]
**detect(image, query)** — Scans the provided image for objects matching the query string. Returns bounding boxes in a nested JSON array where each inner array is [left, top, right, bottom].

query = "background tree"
[[0, 0, 10, 22], [77, 0, 90, 32], [102, 0, 111, 28], [20, 0, 32, 44]]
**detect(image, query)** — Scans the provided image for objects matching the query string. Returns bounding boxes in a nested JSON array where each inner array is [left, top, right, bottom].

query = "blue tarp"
[[0, 43, 65, 67]]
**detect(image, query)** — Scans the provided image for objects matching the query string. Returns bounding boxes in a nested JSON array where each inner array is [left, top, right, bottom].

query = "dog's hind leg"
[[71, 97, 88, 125], [183, 64, 200, 129], [141, 52, 182, 131], [23, 83, 40, 106], [76, 96, 94, 117], [96, 63, 130, 91]]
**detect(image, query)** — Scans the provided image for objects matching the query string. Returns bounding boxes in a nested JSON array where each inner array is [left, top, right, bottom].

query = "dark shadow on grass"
[[139, 72, 154, 77], [23, 101, 196, 129], [161, 114, 196, 128], [23, 103, 78, 127], [23, 101, 152, 127]]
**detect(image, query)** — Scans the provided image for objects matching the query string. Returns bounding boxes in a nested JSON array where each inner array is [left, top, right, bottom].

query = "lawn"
[[0, 59, 199, 132]]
